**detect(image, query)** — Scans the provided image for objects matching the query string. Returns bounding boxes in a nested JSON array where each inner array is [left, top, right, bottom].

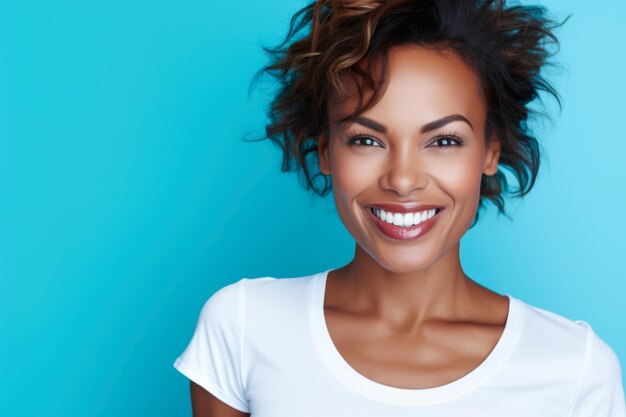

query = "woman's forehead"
[[329, 45, 486, 128]]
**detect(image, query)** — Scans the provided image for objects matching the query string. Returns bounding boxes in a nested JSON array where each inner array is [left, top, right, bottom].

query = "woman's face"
[[318, 45, 501, 273]]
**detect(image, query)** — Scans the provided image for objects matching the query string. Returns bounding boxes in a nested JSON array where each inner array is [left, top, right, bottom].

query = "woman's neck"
[[327, 242, 492, 331]]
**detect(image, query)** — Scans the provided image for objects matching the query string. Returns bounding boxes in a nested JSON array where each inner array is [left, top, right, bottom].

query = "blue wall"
[[1, 0, 624, 415]]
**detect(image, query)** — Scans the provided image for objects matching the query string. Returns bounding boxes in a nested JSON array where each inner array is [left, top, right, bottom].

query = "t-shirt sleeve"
[[569, 322, 626, 417], [173, 278, 249, 413]]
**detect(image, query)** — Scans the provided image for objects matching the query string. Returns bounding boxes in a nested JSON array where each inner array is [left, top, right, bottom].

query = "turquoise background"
[[1, 0, 624, 415]]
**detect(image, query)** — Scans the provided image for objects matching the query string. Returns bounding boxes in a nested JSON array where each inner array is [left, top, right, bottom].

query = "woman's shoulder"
[[512, 296, 625, 414], [513, 296, 608, 346], [208, 269, 320, 295], [202, 269, 322, 316], [511, 295, 622, 385], [240, 269, 321, 298]]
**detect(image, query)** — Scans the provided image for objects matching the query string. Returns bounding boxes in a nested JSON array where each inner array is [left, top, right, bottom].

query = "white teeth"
[[372, 207, 439, 228]]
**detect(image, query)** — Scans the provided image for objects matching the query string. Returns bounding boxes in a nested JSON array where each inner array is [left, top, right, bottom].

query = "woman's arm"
[[174, 281, 251, 416], [190, 381, 251, 417], [568, 325, 625, 417]]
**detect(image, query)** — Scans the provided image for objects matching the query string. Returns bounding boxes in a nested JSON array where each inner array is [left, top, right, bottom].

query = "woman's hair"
[[249, 0, 566, 225]]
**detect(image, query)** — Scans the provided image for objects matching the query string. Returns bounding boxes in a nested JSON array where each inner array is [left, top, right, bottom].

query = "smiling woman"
[[317, 46, 499, 259], [172, 0, 625, 416]]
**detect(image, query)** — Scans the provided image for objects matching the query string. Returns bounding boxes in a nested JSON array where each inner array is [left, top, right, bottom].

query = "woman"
[[173, 0, 625, 416]]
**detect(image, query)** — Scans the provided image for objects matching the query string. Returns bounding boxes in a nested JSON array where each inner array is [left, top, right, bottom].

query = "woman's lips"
[[365, 206, 444, 240]]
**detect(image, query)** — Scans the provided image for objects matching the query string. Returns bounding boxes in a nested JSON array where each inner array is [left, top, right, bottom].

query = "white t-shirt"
[[173, 268, 626, 416]]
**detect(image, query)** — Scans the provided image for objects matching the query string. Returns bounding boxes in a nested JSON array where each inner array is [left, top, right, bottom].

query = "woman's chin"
[[362, 250, 442, 275]]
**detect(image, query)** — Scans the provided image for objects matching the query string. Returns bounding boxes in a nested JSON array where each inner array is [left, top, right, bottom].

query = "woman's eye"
[[348, 136, 381, 148], [431, 136, 462, 148]]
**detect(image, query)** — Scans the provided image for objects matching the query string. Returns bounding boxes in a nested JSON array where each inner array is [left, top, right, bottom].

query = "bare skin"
[[190, 381, 250, 417], [324, 264, 509, 389], [190, 44, 509, 414], [316, 45, 510, 389]]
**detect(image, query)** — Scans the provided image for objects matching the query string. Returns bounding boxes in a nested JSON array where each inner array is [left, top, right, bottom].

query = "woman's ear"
[[483, 136, 501, 176], [317, 133, 331, 175]]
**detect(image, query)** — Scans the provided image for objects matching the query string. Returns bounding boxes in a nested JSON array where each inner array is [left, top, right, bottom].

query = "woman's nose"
[[379, 148, 429, 196]]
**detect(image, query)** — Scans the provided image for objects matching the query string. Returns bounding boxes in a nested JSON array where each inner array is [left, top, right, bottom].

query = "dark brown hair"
[[248, 0, 566, 225]]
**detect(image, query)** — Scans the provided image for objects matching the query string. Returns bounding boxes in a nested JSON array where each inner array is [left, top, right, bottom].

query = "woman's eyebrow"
[[421, 114, 474, 133], [347, 114, 474, 133]]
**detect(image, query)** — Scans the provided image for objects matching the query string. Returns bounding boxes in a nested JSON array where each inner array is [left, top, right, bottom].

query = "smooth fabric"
[[173, 269, 626, 416]]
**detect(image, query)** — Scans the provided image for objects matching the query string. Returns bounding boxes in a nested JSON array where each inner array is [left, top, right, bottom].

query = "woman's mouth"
[[364, 206, 444, 240]]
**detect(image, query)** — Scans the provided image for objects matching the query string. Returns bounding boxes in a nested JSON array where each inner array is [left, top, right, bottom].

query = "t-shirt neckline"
[[309, 268, 523, 405]]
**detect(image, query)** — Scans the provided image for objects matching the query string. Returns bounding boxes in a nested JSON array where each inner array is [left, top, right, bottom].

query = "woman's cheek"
[[436, 158, 481, 196], [434, 156, 484, 232], [331, 149, 379, 196]]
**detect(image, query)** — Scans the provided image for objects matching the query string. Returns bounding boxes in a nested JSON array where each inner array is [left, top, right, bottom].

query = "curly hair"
[[248, 0, 567, 225]]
